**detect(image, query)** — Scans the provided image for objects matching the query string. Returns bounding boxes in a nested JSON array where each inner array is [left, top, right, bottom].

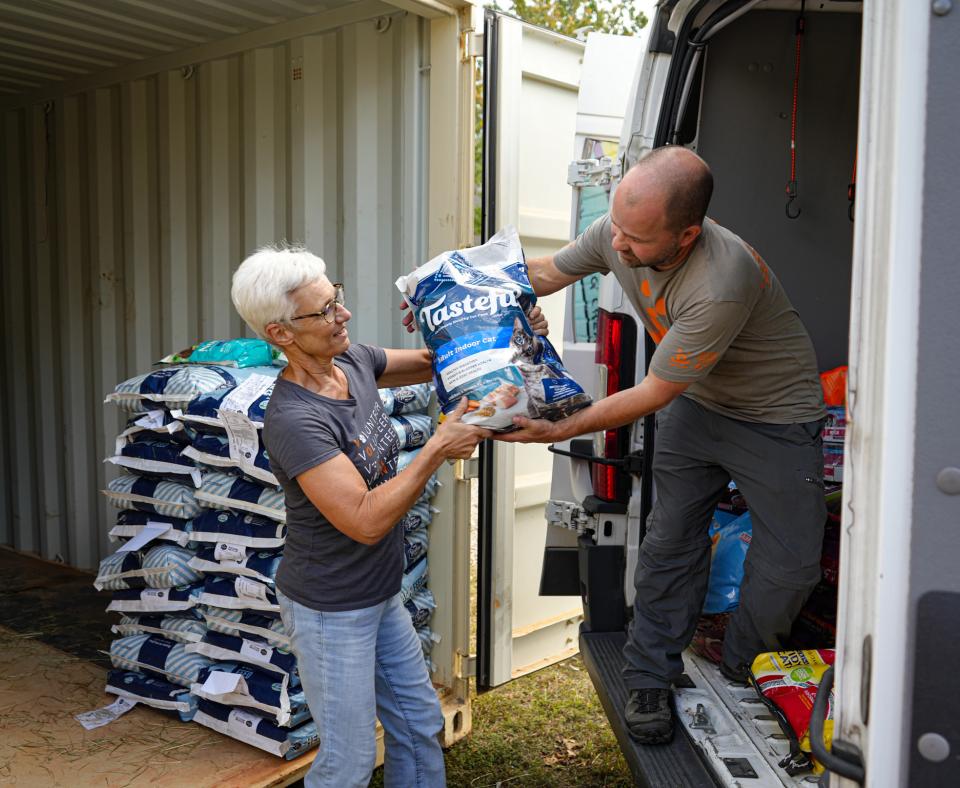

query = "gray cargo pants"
[[622, 395, 826, 689]]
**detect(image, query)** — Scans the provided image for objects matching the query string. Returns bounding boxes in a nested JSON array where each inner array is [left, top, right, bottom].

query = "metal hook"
[[785, 180, 801, 219]]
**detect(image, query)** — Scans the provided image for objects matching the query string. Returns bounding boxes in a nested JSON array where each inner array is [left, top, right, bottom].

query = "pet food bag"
[[750, 649, 836, 775], [396, 226, 591, 431]]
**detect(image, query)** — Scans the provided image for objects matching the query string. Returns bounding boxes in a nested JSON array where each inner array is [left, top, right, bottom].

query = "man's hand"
[[526, 305, 548, 337], [491, 415, 562, 444]]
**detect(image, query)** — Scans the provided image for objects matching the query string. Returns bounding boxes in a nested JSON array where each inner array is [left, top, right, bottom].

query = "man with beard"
[[494, 146, 827, 744]]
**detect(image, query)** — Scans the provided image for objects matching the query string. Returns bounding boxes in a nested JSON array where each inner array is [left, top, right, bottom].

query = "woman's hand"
[[526, 305, 549, 336], [430, 397, 491, 459]]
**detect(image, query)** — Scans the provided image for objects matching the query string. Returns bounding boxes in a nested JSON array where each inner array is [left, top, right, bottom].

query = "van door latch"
[[545, 500, 597, 534], [567, 156, 621, 187]]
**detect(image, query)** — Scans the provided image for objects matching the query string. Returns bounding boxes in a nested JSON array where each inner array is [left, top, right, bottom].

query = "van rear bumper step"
[[579, 631, 718, 787]]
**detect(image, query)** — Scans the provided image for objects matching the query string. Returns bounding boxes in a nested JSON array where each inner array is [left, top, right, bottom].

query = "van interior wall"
[[695, 9, 861, 370], [0, 11, 428, 569]]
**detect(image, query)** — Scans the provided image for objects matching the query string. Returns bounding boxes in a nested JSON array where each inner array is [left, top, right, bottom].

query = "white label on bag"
[[220, 374, 274, 416], [228, 708, 261, 732], [240, 638, 274, 663], [76, 696, 137, 730], [135, 410, 167, 429], [142, 589, 169, 602], [201, 670, 246, 697], [235, 577, 268, 602], [117, 522, 172, 553], [220, 409, 260, 468], [215, 542, 248, 562]]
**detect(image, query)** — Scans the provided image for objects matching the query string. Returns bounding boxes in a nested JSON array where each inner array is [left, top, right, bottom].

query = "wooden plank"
[[0, 626, 314, 787]]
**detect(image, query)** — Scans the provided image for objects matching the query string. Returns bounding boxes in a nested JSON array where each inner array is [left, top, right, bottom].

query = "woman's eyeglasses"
[[289, 284, 345, 324]]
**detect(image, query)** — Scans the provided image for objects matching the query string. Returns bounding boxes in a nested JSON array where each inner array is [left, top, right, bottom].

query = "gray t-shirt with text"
[[263, 343, 403, 611], [555, 214, 825, 423]]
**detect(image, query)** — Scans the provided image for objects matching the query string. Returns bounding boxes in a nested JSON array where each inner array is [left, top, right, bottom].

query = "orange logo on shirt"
[[641, 280, 652, 298], [694, 351, 718, 371], [744, 243, 771, 289], [668, 347, 691, 369], [645, 297, 669, 344]]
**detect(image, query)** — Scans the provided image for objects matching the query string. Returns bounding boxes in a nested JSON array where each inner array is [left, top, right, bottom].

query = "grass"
[[370, 481, 633, 787], [369, 655, 632, 788]]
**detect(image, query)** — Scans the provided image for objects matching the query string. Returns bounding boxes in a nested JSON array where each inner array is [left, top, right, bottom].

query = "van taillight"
[[593, 309, 637, 502]]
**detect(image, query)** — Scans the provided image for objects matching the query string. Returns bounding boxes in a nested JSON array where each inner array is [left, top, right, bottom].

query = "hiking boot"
[[690, 612, 730, 665], [624, 687, 674, 744], [719, 660, 751, 686]]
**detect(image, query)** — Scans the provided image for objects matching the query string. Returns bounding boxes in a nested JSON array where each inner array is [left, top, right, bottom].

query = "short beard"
[[618, 238, 681, 270]]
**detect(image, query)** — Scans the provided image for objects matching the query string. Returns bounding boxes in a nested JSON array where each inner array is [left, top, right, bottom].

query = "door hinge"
[[545, 499, 597, 534], [567, 156, 621, 188], [455, 650, 476, 679], [461, 30, 484, 62], [454, 456, 480, 481]]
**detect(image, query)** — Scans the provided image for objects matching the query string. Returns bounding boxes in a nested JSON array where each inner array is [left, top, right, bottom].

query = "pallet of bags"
[[388, 383, 442, 671]]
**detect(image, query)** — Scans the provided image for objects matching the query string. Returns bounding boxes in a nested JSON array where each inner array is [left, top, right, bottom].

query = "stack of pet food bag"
[[95, 338, 438, 758]]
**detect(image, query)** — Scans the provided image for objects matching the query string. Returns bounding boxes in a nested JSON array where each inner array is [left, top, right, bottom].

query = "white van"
[[536, 1, 958, 786]]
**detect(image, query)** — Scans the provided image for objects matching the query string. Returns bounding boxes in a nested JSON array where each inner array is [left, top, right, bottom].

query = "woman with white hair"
[[230, 244, 494, 787]]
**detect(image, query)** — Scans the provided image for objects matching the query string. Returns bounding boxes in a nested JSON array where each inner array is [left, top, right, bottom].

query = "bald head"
[[619, 147, 713, 233]]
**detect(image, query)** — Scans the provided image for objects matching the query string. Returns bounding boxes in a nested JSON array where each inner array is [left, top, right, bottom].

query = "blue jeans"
[[277, 589, 446, 788]]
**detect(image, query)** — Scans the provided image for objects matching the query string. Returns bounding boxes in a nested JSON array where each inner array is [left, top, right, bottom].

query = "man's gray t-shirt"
[[262, 343, 403, 612], [554, 214, 825, 423]]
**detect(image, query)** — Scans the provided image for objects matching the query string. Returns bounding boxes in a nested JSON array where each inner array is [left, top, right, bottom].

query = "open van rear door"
[[476, 11, 644, 689]]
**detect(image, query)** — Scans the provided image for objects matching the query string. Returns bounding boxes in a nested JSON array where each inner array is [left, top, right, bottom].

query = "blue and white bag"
[[107, 365, 242, 412], [379, 384, 431, 416], [192, 699, 320, 759], [192, 663, 308, 727], [172, 367, 280, 431], [106, 669, 197, 719], [95, 544, 200, 591], [186, 631, 297, 679], [201, 606, 289, 650], [404, 588, 436, 629], [182, 432, 277, 487], [109, 634, 214, 687], [397, 226, 591, 430], [401, 553, 428, 604], [399, 500, 435, 534], [106, 435, 201, 486], [109, 511, 194, 548], [103, 475, 203, 519], [403, 529, 429, 570], [391, 414, 433, 450], [196, 472, 285, 522], [190, 510, 286, 549], [106, 583, 204, 614], [199, 575, 280, 613], [111, 612, 207, 644], [189, 546, 282, 585]]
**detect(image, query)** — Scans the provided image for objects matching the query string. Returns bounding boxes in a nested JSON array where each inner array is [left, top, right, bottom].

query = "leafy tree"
[[504, 0, 647, 38]]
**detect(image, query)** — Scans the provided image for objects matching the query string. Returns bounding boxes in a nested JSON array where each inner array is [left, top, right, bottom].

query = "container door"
[[477, 11, 643, 689]]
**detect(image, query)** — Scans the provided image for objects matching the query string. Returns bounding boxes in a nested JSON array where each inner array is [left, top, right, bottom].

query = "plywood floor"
[[0, 547, 311, 787]]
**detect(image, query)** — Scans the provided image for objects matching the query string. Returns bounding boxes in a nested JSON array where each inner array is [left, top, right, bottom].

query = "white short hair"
[[231, 243, 328, 340]]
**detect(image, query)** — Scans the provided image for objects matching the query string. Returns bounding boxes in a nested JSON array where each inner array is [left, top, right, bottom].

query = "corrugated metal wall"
[[0, 11, 429, 570]]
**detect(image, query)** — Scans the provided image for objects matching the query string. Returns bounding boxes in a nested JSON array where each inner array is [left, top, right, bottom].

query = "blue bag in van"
[[397, 226, 591, 431]]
